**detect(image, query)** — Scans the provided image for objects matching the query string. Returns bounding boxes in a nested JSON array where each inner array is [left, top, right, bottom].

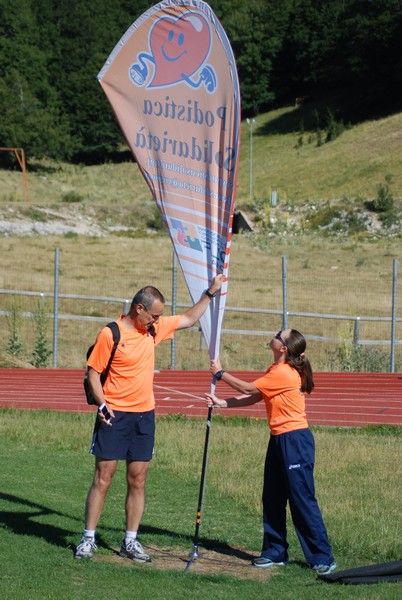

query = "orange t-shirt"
[[87, 315, 181, 412], [253, 362, 308, 435]]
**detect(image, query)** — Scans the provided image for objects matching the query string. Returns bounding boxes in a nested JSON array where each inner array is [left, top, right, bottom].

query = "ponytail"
[[284, 329, 315, 394]]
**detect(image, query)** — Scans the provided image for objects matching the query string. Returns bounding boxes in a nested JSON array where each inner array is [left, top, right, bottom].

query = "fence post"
[[390, 258, 397, 373], [171, 250, 177, 368], [353, 317, 360, 346], [282, 256, 288, 329], [52, 247, 60, 368]]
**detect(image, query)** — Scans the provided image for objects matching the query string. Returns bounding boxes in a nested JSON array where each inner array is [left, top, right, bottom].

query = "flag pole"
[[184, 382, 215, 572]]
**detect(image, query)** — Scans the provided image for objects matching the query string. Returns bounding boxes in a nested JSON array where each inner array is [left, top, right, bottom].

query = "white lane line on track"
[[154, 384, 204, 402]]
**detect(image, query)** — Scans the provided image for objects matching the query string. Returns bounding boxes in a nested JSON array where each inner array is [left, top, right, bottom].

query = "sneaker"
[[74, 536, 98, 559], [253, 557, 287, 568], [119, 538, 151, 563], [312, 562, 337, 575]]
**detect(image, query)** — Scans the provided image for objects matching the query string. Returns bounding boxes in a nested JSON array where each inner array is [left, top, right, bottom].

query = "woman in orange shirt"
[[206, 328, 336, 576]]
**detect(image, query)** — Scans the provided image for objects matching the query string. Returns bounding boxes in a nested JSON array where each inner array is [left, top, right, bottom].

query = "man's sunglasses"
[[142, 305, 162, 320]]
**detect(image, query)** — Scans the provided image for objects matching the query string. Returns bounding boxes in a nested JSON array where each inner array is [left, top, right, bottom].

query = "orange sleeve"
[[153, 315, 181, 344], [87, 326, 115, 373]]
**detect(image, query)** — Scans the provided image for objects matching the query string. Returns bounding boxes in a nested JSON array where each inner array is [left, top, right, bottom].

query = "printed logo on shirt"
[[288, 463, 301, 470]]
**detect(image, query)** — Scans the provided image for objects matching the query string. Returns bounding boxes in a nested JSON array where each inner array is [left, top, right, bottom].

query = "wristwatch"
[[215, 370, 225, 381], [205, 289, 216, 299]]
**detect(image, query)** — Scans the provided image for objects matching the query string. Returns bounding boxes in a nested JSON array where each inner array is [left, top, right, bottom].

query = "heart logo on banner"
[[149, 12, 211, 87]]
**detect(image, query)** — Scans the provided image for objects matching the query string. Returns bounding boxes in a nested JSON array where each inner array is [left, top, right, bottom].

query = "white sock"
[[125, 530, 137, 542], [83, 529, 95, 539]]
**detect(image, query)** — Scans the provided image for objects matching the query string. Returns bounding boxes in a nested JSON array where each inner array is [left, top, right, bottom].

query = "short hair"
[[129, 286, 165, 312]]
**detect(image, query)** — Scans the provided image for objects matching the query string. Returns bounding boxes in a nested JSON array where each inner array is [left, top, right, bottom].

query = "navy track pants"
[[261, 427, 334, 567]]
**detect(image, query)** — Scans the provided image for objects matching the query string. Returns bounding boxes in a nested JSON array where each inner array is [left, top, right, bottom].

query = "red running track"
[[0, 369, 401, 427]]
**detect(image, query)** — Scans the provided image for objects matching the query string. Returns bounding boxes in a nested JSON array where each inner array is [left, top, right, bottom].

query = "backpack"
[[83, 321, 120, 405]]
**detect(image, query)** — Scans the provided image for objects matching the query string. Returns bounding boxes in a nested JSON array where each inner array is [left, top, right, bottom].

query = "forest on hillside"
[[0, 0, 401, 162]]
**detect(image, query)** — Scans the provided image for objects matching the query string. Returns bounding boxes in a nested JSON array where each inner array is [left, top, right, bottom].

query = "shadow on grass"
[[0, 493, 253, 561], [0, 492, 75, 547], [139, 523, 255, 562], [0, 492, 127, 556], [257, 90, 402, 137]]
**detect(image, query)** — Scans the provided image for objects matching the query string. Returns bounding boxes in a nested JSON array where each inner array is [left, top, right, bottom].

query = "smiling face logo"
[[150, 13, 211, 87], [129, 10, 216, 92]]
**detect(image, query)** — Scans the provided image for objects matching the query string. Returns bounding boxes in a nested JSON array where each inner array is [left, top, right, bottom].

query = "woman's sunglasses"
[[275, 330, 287, 346]]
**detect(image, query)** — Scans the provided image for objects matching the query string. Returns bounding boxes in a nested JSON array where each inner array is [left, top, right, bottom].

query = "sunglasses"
[[142, 305, 162, 321], [275, 330, 287, 346]]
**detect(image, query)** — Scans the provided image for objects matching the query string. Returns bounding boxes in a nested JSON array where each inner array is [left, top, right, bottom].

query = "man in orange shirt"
[[206, 328, 336, 576], [75, 275, 223, 561]]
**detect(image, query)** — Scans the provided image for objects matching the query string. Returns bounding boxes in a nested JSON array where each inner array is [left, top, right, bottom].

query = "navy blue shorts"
[[90, 410, 155, 461]]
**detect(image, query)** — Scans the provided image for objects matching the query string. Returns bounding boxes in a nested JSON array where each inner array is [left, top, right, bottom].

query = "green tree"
[[0, 0, 73, 159], [213, 0, 292, 113], [274, 0, 346, 98], [2, 0, 402, 162], [274, 0, 402, 115], [53, 0, 150, 161], [335, 0, 402, 110]]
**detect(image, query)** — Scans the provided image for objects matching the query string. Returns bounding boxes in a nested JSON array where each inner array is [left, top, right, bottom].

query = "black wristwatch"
[[215, 370, 225, 381], [205, 289, 216, 299]]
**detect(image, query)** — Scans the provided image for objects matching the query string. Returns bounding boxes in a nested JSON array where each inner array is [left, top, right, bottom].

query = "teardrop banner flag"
[[98, 0, 240, 361]]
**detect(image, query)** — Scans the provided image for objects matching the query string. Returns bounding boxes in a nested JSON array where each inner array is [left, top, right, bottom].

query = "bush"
[[308, 206, 370, 234], [6, 297, 25, 357], [30, 299, 52, 368], [335, 342, 389, 372], [146, 207, 166, 232], [370, 174, 394, 213], [61, 191, 84, 203], [325, 108, 345, 142]]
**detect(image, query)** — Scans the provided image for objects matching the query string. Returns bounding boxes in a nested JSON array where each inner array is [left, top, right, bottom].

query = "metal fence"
[[0, 247, 400, 373]]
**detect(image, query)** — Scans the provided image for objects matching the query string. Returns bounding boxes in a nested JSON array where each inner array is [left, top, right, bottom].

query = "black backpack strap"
[[100, 321, 120, 386]]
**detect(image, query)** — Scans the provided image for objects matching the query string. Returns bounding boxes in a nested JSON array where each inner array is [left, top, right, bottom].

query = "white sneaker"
[[313, 562, 337, 575], [119, 538, 151, 563], [74, 536, 98, 559], [253, 557, 287, 568]]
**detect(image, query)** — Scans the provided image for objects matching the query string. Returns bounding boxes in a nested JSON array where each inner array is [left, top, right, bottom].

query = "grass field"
[[0, 409, 401, 599]]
